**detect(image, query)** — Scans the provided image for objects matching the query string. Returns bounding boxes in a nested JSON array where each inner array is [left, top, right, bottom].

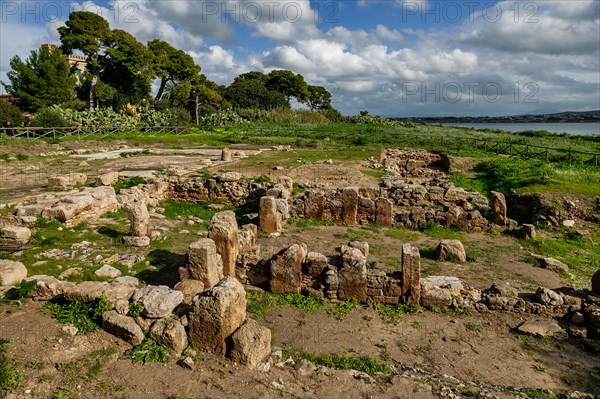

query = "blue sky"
[[1, 0, 599, 116]]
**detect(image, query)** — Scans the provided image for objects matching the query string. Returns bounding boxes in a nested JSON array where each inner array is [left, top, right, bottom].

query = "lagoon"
[[440, 122, 599, 136]]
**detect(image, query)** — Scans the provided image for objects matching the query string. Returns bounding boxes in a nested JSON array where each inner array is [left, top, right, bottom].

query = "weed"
[[2, 279, 37, 303], [0, 339, 22, 397], [458, 386, 482, 398], [113, 176, 146, 194], [326, 299, 360, 320], [345, 228, 376, 241], [287, 218, 334, 230], [412, 321, 425, 329], [15, 154, 28, 161], [282, 346, 393, 375], [384, 226, 419, 241], [253, 175, 271, 184], [519, 335, 534, 350], [102, 208, 128, 219], [419, 222, 461, 239], [122, 338, 170, 365], [52, 386, 77, 399], [42, 297, 112, 334], [37, 373, 54, 383], [246, 291, 325, 317], [279, 293, 325, 313], [520, 387, 555, 399], [128, 302, 143, 318], [465, 322, 481, 332], [533, 364, 547, 372], [369, 300, 422, 325], [449, 172, 487, 195], [161, 199, 227, 221]]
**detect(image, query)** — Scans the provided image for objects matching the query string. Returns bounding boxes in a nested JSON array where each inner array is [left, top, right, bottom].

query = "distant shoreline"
[[391, 110, 600, 124]]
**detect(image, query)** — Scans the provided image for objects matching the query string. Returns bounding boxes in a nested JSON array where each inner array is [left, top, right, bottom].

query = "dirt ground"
[[1, 142, 599, 398]]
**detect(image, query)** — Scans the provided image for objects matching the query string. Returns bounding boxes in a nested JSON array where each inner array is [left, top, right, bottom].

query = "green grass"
[[41, 297, 112, 334], [449, 171, 488, 195], [369, 300, 423, 325], [522, 228, 600, 287], [0, 339, 22, 398], [122, 339, 170, 365], [384, 226, 419, 241], [419, 223, 462, 239], [282, 346, 393, 375], [246, 291, 326, 317], [287, 218, 334, 230], [326, 299, 360, 320], [520, 387, 556, 399], [161, 199, 231, 221], [345, 228, 377, 241], [113, 176, 146, 194]]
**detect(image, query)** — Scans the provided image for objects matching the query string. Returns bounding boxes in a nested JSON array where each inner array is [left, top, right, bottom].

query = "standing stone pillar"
[[375, 197, 393, 228], [401, 243, 421, 305], [182, 238, 224, 288], [342, 187, 359, 225], [304, 190, 325, 221], [208, 211, 239, 278], [490, 191, 508, 225], [123, 200, 151, 247], [221, 147, 232, 161], [337, 246, 367, 302], [269, 244, 306, 293], [259, 196, 280, 233]]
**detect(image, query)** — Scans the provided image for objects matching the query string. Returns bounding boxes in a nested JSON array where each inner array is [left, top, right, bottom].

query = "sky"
[[1, 0, 599, 117]]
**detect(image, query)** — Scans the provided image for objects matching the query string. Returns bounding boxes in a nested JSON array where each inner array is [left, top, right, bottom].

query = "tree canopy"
[[265, 70, 309, 103], [3, 47, 76, 112]]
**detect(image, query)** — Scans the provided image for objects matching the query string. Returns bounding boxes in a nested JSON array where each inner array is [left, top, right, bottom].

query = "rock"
[[132, 286, 183, 318], [1, 226, 31, 244], [338, 246, 367, 302], [175, 279, 206, 304], [259, 196, 280, 233], [521, 224, 536, 239], [420, 286, 453, 307], [238, 224, 259, 255], [304, 252, 329, 277], [270, 244, 306, 294], [402, 243, 421, 305], [27, 275, 74, 300], [444, 187, 467, 202], [591, 270, 600, 295], [221, 147, 232, 161], [485, 283, 519, 298], [114, 276, 139, 286], [188, 277, 246, 355], [435, 240, 467, 263], [421, 276, 464, 291], [516, 320, 563, 337], [61, 325, 78, 336], [348, 241, 369, 257], [63, 281, 109, 303], [229, 318, 271, 369], [294, 358, 317, 376], [149, 317, 188, 355], [100, 283, 136, 307], [375, 197, 393, 228], [489, 191, 507, 225], [178, 357, 195, 369], [59, 267, 84, 280], [41, 186, 119, 226], [102, 311, 144, 345], [128, 201, 151, 237], [0, 260, 27, 286], [303, 190, 325, 221], [218, 172, 241, 182], [342, 187, 359, 225], [208, 211, 239, 278], [562, 219, 575, 228], [183, 238, 224, 288], [535, 287, 564, 306], [531, 254, 569, 273], [123, 236, 150, 247], [95, 171, 119, 186], [94, 265, 121, 279], [48, 173, 87, 189]]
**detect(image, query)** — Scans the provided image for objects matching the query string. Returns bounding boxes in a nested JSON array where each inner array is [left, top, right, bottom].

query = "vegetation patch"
[[122, 338, 170, 365], [42, 297, 112, 334], [0, 339, 22, 398], [246, 291, 325, 317], [282, 346, 393, 375], [368, 300, 423, 325], [161, 199, 231, 221], [326, 299, 360, 321]]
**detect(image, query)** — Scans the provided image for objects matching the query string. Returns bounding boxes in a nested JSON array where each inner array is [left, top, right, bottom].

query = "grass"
[[522, 228, 600, 287], [0, 339, 22, 398], [369, 300, 423, 325], [520, 387, 556, 399], [326, 299, 360, 320], [419, 223, 462, 239], [122, 338, 170, 365], [161, 199, 230, 221], [384, 226, 419, 241], [465, 322, 481, 332], [282, 346, 393, 375], [41, 297, 112, 334], [245, 291, 326, 318], [287, 218, 334, 230], [113, 176, 146, 194]]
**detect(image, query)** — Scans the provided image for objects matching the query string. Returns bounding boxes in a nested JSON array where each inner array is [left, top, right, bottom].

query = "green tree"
[[306, 85, 332, 111], [148, 39, 201, 107], [266, 70, 309, 103], [0, 101, 24, 126], [225, 78, 288, 110], [58, 11, 112, 109], [3, 47, 76, 112]]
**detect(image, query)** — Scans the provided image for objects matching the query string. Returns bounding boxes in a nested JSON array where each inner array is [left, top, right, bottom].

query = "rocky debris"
[[294, 359, 317, 376], [348, 241, 369, 257], [489, 191, 507, 225], [48, 173, 87, 190], [95, 171, 119, 186], [1, 225, 31, 245], [435, 240, 467, 263], [149, 317, 188, 355], [117, 178, 168, 208], [115, 276, 139, 286], [104, 253, 145, 268], [175, 279, 206, 304], [270, 244, 306, 294], [304, 252, 329, 277], [575, 229, 592, 242], [229, 318, 272, 369], [402, 244, 421, 305], [102, 311, 144, 346], [123, 236, 150, 247], [593, 270, 600, 295], [189, 277, 246, 355], [342, 187, 359, 225], [221, 147, 232, 161], [531, 254, 569, 273], [521, 224, 537, 239], [94, 265, 121, 279], [40, 186, 119, 226], [208, 211, 240, 278], [516, 320, 563, 337], [218, 172, 241, 183], [338, 246, 368, 302], [303, 190, 325, 221], [0, 260, 27, 286], [259, 196, 280, 233], [536, 287, 564, 306], [182, 238, 223, 288], [420, 276, 463, 308], [238, 224, 260, 255], [132, 285, 183, 318], [267, 176, 293, 200], [26, 275, 75, 300]]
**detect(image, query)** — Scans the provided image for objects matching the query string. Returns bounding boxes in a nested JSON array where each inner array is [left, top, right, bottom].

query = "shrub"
[[30, 107, 67, 128], [0, 101, 24, 126]]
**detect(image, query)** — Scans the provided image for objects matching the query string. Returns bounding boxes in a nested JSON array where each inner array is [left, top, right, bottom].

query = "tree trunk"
[[195, 95, 199, 125], [154, 77, 167, 108], [89, 73, 98, 110]]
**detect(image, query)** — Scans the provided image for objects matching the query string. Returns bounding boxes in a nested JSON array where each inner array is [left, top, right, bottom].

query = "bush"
[[0, 101, 24, 127], [30, 107, 67, 128], [167, 107, 191, 127]]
